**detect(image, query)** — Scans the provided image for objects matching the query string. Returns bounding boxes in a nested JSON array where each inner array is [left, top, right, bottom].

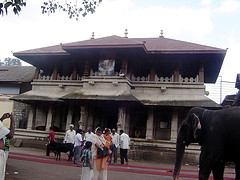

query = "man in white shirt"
[[73, 129, 83, 164], [64, 124, 76, 144], [84, 128, 94, 143], [110, 128, 119, 164], [119, 130, 130, 165]]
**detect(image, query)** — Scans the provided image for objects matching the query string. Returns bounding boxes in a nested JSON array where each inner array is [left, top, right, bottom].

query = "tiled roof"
[[0, 66, 36, 82], [132, 37, 224, 53], [62, 35, 143, 47], [13, 45, 69, 56], [13, 35, 226, 55]]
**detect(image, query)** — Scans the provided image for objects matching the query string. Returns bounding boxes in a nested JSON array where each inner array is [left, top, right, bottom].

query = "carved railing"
[[38, 74, 82, 81], [155, 75, 174, 82], [179, 74, 199, 83], [37, 72, 199, 83], [131, 74, 150, 82], [130, 74, 199, 83]]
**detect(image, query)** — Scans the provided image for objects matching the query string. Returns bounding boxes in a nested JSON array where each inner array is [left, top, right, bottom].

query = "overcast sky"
[[0, 0, 240, 103]]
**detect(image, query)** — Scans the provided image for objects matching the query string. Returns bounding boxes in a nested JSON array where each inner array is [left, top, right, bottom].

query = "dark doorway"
[[92, 101, 118, 130], [129, 106, 147, 138]]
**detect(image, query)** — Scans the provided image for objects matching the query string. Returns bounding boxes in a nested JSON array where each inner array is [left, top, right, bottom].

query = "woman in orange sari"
[[92, 127, 108, 180], [104, 129, 112, 162]]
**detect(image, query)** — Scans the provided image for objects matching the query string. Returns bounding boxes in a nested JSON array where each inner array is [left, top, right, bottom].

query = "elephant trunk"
[[173, 136, 186, 180]]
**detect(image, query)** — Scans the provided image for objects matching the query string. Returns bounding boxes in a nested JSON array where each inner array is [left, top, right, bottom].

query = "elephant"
[[173, 107, 240, 180]]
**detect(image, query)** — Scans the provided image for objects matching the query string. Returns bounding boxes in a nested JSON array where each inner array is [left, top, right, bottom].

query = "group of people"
[[46, 124, 130, 180], [0, 113, 15, 180], [85, 127, 130, 180]]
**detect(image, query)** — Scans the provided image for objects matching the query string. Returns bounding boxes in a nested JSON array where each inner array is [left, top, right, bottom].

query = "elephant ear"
[[192, 113, 201, 139]]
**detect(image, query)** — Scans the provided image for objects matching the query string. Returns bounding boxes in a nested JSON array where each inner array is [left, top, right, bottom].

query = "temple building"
[[12, 33, 226, 141]]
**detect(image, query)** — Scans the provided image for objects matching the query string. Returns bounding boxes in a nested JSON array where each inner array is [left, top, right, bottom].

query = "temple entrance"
[[92, 101, 118, 130], [129, 106, 147, 138]]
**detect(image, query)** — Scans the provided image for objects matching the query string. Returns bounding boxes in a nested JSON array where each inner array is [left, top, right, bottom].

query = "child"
[[81, 141, 93, 180]]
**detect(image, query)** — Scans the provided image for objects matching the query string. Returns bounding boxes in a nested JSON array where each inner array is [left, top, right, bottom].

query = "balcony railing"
[[37, 72, 199, 83], [38, 74, 82, 81]]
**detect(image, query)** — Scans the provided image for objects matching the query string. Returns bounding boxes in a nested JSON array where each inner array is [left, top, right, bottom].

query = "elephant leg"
[[212, 161, 225, 180], [199, 151, 212, 180]]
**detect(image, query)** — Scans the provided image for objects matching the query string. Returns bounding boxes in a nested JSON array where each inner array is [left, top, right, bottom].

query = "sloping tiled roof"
[[62, 35, 225, 53], [61, 89, 139, 102], [63, 35, 144, 47], [132, 37, 224, 53], [0, 66, 36, 82], [13, 45, 69, 56], [135, 93, 221, 108], [13, 35, 226, 55]]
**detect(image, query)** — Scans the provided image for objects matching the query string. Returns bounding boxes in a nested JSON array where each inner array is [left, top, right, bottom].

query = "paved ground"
[[5, 146, 236, 180]]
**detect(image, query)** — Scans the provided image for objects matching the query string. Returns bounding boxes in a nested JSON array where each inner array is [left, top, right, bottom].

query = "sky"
[[0, 0, 240, 103]]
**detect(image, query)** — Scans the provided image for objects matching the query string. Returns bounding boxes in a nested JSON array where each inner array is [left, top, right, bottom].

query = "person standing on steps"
[[110, 128, 119, 164], [119, 130, 130, 165], [73, 129, 83, 164]]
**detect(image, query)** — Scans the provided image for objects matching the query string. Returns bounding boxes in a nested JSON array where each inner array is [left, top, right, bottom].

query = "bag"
[[97, 147, 109, 158]]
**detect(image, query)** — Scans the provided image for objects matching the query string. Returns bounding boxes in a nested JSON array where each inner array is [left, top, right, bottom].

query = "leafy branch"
[[0, 0, 26, 16], [41, 0, 102, 20], [0, 0, 102, 20]]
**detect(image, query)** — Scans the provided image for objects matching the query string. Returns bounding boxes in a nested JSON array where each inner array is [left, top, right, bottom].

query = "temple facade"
[[12, 34, 226, 140]]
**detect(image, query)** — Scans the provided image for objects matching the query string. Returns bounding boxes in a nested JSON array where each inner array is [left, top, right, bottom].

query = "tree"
[[3, 57, 22, 66], [0, 0, 26, 15], [0, 0, 102, 20]]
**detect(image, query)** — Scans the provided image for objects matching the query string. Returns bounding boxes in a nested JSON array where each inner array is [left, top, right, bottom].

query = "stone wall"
[[13, 101, 30, 128]]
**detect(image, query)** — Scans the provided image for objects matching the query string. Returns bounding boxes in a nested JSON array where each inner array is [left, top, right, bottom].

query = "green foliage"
[[41, 0, 102, 20], [3, 57, 22, 66], [0, 0, 102, 20], [0, 0, 26, 16]]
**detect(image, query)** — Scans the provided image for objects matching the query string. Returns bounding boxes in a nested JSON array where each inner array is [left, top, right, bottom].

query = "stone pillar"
[[171, 109, 178, 141], [199, 61, 204, 82], [72, 67, 77, 80], [34, 68, 39, 79], [117, 106, 126, 133], [125, 109, 130, 135], [174, 61, 181, 82], [79, 106, 88, 130], [87, 108, 94, 132], [150, 68, 156, 81], [146, 107, 154, 139], [128, 66, 133, 80], [121, 59, 128, 75], [83, 60, 90, 76], [52, 67, 58, 80], [27, 105, 35, 130], [65, 105, 73, 131], [45, 105, 53, 131]]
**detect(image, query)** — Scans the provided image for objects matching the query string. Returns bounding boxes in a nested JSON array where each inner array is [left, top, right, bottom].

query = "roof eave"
[[146, 50, 227, 54], [62, 44, 145, 50]]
